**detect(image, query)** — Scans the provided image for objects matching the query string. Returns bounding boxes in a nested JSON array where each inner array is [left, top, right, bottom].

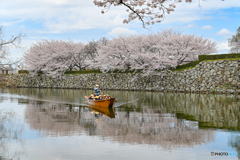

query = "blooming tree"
[[69, 42, 91, 70], [24, 30, 217, 78], [24, 40, 87, 78], [93, 34, 176, 76], [93, 29, 217, 77], [84, 37, 108, 63], [94, 0, 225, 28], [152, 29, 217, 65]]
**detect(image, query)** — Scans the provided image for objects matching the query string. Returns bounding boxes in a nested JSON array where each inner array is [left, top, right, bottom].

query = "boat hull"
[[85, 96, 115, 108]]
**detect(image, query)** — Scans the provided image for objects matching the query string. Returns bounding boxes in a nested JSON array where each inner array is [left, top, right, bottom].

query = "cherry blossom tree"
[[92, 33, 176, 76], [93, 29, 217, 77], [24, 30, 217, 78], [24, 40, 87, 78], [84, 37, 108, 65], [68, 42, 91, 70], [153, 29, 217, 65], [94, 0, 225, 28]]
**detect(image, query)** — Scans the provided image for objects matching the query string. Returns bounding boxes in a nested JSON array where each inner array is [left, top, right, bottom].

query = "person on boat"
[[88, 94, 94, 99], [106, 94, 110, 99], [94, 84, 101, 96], [95, 96, 100, 100]]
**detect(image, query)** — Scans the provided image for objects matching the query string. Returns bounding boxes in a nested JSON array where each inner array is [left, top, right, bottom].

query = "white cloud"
[[108, 27, 137, 36], [217, 42, 231, 53], [161, 0, 240, 24], [209, 38, 230, 54], [0, 0, 239, 33], [0, 0, 130, 33], [201, 25, 212, 30], [216, 28, 234, 36], [0, 19, 24, 26], [186, 24, 194, 28]]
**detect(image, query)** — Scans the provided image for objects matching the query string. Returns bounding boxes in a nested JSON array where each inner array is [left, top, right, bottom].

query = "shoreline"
[[6, 86, 240, 95]]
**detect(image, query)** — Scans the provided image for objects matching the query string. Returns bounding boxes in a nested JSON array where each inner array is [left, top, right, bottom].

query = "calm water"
[[1, 88, 240, 160]]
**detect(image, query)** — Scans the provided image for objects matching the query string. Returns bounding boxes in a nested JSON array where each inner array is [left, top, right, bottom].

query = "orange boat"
[[85, 96, 116, 108]]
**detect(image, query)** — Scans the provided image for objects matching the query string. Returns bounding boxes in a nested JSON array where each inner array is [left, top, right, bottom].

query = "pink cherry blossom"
[[94, 0, 225, 28], [92, 29, 217, 77]]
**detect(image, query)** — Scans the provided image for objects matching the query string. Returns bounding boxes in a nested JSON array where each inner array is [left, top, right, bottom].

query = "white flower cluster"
[[93, 0, 224, 27]]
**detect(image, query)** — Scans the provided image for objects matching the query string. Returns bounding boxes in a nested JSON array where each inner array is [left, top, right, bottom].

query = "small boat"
[[85, 96, 116, 108]]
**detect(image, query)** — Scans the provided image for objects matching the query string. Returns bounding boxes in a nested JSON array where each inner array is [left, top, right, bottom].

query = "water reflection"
[[229, 135, 240, 158], [4, 88, 240, 154], [0, 108, 26, 159], [9, 88, 240, 130], [24, 100, 215, 150], [86, 106, 115, 118]]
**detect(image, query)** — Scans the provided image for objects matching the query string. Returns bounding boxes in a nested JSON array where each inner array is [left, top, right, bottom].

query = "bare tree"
[[0, 26, 23, 85], [0, 26, 23, 66]]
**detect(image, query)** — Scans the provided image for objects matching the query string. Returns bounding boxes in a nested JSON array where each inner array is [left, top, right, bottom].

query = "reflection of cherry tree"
[[0, 109, 26, 160], [25, 102, 85, 137], [10, 88, 240, 130], [24, 101, 215, 150], [96, 109, 215, 150]]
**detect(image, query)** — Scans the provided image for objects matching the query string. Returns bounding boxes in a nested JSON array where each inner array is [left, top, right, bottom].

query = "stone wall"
[[7, 60, 240, 94]]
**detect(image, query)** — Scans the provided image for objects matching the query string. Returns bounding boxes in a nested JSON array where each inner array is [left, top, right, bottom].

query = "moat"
[[1, 88, 240, 160]]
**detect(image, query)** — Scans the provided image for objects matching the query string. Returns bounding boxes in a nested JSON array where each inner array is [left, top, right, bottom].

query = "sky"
[[0, 0, 240, 60]]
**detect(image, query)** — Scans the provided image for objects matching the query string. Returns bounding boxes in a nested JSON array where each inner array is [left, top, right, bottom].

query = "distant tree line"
[[24, 29, 217, 78]]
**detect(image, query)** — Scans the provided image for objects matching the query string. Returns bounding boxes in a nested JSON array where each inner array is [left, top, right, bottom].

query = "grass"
[[65, 69, 102, 74], [172, 57, 240, 72], [206, 58, 240, 62], [172, 66, 196, 72]]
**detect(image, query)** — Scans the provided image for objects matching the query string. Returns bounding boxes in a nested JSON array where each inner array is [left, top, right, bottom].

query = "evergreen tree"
[[228, 26, 240, 53]]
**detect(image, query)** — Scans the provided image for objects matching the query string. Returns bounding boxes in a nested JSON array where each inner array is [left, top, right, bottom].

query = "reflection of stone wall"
[[24, 101, 215, 150], [139, 93, 240, 130], [9, 87, 240, 130], [7, 60, 240, 94]]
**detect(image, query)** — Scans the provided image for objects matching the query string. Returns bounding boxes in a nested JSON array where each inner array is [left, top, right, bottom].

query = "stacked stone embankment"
[[7, 60, 240, 94]]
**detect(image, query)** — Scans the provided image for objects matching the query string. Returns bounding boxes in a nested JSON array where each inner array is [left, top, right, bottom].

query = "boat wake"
[[114, 99, 139, 108], [0, 94, 138, 108], [0, 95, 89, 107]]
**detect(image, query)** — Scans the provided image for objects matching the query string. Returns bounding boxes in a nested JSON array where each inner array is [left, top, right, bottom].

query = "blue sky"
[[0, 0, 240, 59]]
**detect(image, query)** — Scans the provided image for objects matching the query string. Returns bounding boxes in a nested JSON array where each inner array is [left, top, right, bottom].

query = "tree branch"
[[119, 0, 146, 28]]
